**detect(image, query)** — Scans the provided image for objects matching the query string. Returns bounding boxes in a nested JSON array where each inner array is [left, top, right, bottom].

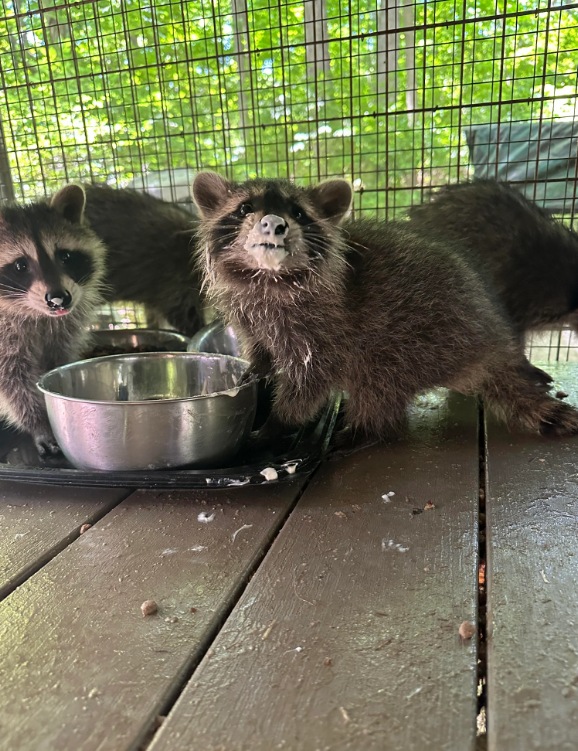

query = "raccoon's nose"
[[45, 290, 72, 310], [260, 215, 289, 237]]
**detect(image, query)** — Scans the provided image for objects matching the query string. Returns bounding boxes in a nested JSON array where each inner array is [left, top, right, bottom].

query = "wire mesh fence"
[[0, 0, 577, 350]]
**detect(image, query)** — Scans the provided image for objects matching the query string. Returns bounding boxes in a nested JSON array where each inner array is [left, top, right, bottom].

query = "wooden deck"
[[1, 363, 578, 751]]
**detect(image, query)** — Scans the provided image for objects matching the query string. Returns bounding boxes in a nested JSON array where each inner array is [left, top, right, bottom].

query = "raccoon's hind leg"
[[476, 361, 578, 436]]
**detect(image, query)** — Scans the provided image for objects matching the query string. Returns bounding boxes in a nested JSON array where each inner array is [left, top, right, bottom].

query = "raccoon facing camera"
[[0, 184, 106, 454], [193, 171, 578, 443], [82, 184, 204, 336]]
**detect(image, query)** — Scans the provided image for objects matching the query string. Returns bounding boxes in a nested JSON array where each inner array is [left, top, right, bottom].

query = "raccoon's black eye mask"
[[13, 257, 29, 273], [55, 248, 94, 284], [0, 257, 33, 295], [236, 202, 253, 218], [233, 198, 310, 226]]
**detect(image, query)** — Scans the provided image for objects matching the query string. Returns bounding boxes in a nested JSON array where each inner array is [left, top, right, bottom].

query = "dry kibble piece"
[[141, 600, 158, 617], [458, 620, 476, 640], [79, 523, 92, 534]]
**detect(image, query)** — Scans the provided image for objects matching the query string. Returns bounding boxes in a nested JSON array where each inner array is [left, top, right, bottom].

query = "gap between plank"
[[0, 489, 134, 602], [135, 466, 324, 751], [477, 402, 488, 749]]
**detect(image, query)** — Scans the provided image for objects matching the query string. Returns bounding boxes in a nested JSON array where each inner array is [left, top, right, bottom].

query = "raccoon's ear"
[[309, 179, 353, 224], [193, 172, 232, 217], [50, 184, 86, 225]]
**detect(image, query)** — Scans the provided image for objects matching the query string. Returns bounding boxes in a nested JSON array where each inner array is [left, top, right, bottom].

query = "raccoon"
[[192, 171, 578, 440], [407, 180, 578, 341], [81, 184, 204, 336], [0, 185, 106, 453]]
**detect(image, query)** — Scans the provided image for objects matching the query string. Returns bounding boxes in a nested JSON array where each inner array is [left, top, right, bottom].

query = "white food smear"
[[231, 524, 253, 542], [283, 462, 299, 475], [221, 386, 241, 397], [382, 538, 409, 553], [198, 511, 216, 523], [381, 491, 395, 502], [260, 467, 278, 482]]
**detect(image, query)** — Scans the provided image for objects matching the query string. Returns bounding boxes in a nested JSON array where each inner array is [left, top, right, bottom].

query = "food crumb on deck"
[[140, 600, 158, 617], [382, 539, 409, 553], [458, 620, 476, 640], [261, 620, 277, 640], [339, 706, 351, 724], [79, 523, 92, 534], [231, 523, 253, 542], [198, 511, 216, 523], [260, 467, 278, 481]]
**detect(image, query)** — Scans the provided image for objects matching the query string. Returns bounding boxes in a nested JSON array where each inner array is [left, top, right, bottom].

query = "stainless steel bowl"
[[188, 320, 241, 357], [37, 352, 257, 471], [85, 328, 190, 357]]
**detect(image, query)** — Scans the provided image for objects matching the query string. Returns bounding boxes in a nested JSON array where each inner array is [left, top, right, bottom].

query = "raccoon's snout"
[[260, 215, 289, 238], [45, 290, 72, 311]]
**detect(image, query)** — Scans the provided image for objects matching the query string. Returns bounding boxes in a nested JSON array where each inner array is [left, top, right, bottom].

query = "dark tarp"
[[464, 120, 578, 214]]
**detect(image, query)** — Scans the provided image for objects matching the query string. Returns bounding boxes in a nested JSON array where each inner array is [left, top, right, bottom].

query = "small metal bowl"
[[188, 320, 241, 357], [37, 352, 257, 471], [189, 320, 277, 431], [85, 328, 190, 358]]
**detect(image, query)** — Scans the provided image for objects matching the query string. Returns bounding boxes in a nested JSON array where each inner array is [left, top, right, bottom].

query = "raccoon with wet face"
[[0, 185, 106, 453], [407, 179, 578, 343], [81, 184, 204, 336], [192, 171, 578, 441]]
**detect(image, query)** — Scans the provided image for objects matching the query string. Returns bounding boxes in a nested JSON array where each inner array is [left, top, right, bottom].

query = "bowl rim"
[[89, 327, 191, 342], [36, 351, 258, 406]]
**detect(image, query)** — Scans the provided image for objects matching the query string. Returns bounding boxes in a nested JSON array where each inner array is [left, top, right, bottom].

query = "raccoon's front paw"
[[34, 432, 61, 457]]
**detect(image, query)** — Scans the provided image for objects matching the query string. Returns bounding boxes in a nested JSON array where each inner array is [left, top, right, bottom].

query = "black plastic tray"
[[0, 394, 342, 489]]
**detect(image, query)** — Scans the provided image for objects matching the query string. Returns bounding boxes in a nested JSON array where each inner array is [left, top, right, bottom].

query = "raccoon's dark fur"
[[0, 185, 106, 453], [192, 171, 578, 439], [407, 179, 578, 340], [81, 184, 203, 336]]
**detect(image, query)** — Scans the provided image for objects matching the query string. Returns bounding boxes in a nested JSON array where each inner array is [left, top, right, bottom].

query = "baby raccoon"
[[407, 180, 578, 341], [0, 185, 106, 453], [192, 171, 578, 440], [82, 184, 204, 336]]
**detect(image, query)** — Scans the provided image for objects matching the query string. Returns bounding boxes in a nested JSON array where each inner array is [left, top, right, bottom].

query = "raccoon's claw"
[[34, 433, 61, 457], [521, 361, 554, 390]]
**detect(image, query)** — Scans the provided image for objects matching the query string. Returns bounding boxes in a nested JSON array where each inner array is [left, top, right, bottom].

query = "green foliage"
[[0, 0, 576, 216]]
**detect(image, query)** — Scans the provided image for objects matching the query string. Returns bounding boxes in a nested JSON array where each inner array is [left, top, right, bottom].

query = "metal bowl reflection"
[[37, 352, 257, 471], [188, 321, 241, 357], [86, 328, 190, 357]]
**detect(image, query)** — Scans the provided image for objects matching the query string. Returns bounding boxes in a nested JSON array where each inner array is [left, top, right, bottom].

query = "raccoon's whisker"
[[0, 284, 26, 295]]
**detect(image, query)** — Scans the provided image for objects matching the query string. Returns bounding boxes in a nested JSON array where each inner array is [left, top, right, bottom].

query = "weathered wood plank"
[[485, 362, 578, 751], [0, 481, 306, 751], [0, 480, 130, 599], [150, 392, 481, 751]]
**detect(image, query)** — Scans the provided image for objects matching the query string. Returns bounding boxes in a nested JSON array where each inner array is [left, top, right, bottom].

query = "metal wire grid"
[[0, 0, 577, 350]]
